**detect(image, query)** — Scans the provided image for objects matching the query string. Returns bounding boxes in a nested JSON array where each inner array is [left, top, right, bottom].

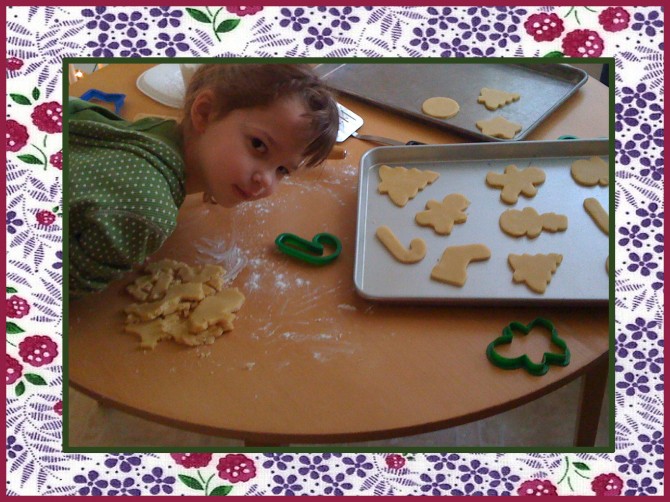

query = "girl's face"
[[186, 93, 311, 208]]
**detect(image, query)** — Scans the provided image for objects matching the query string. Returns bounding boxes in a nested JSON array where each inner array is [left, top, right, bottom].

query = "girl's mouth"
[[233, 185, 252, 200]]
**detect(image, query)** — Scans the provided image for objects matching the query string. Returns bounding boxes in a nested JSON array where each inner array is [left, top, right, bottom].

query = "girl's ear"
[[190, 89, 215, 133]]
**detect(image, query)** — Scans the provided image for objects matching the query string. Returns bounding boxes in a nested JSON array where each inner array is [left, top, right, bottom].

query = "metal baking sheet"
[[315, 63, 588, 142], [354, 139, 610, 304]]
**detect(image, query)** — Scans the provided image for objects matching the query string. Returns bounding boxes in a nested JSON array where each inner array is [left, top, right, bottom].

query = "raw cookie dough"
[[375, 225, 426, 264], [499, 207, 568, 238], [422, 96, 460, 119], [431, 244, 491, 287], [476, 116, 523, 139], [415, 194, 469, 235], [477, 88, 521, 110], [508, 253, 563, 294], [378, 164, 440, 207], [571, 156, 609, 186], [123, 259, 245, 349], [486, 164, 546, 204], [583, 197, 609, 235]]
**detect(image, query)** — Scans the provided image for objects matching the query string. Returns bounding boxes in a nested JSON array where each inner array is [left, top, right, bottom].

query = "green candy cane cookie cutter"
[[275, 232, 342, 265], [486, 318, 570, 376]]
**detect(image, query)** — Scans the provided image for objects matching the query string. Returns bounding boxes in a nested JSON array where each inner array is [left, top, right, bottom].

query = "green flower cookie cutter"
[[486, 318, 570, 376], [275, 232, 342, 265]]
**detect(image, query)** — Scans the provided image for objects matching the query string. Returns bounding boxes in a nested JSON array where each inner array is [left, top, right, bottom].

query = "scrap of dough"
[[508, 253, 563, 294], [378, 165, 440, 207], [188, 288, 246, 333], [477, 88, 521, 110], [571, 156, 609, 186], [583, 197, 609, 235], [375, 225, 426, 264], [124, 318, 174, 350], [499, 207, 568, 238], [125, 282, 206, 321], [422, 96, 460, 119], [431, 244, 491, 287], [486, 164, 546, 204], [476, 116, 523, 139], [415, 194, 470, 235], [162, 314, 226, 347], [178, 263, 227, 291]]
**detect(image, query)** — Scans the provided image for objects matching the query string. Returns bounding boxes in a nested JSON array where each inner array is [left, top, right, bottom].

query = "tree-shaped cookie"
[[571, 156, 608, 186], [378, 165, 440, 207], [486, 164, 546, 204], [499, 207, 568, 238], [415, 194, 469, 235], [508, 253, 563, 294], [477, 88, 521, 110]]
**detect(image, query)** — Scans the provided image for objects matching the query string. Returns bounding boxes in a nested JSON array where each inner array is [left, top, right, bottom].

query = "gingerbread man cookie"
[[477, 88, 520, 110], [476, 116, 523, 139], [415, 194, 470, 235], [499, 207, 568, 238], [378, 165, 440, 207], [486, 164, 546, 204]]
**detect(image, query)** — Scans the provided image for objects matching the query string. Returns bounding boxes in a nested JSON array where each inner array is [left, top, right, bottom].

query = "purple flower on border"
[[653, 458, 664, 479], [86, 33, 120, 57], [52, 250, 63, 269], [467, 6, 492, 18], [618, 224, 649, 248], [627, 251, 658, 276], [108, 477, 142, 496], [82, 6, 116, 31], [271, 474, 303, 496], [115, 11, 150, 38], [297, 455, 329, 479], [279, 7, 309, 31], [149, 6, 183, 28], [639, 431, 664, 455], [7, 210, 24, 234], [615, 139, 640, 165], [626, 317, 659, 341], [326, 7, 360, 31], [616, 372, 651, 396], [104, 453, 142, 473], [621, 83, 657, 109], [458, 16, 492, 43], [648, 102, 663, 121], [616, 331, 638, 358], [322, 473, 353, 496], [626, 477, 659, 496], [420, 473, 452, 495], [120, 39, 152, 57], [439, 37, 469, 57], [615, 103, 640, 131], [304, 26, 334, 50], [489, 22, 521, 48], [633, 124, 664, 150], [452, 483, 485, 496], [342, 454, 374, 477], [156, 33, 190, 57], [471, 46, 496, 57], [410, 27, 440, 51], [615, 449, 647, 474], [427, 7, 458, 30], [493, 6, 528, 24], [6, 436, 23, 459], [651, 271, 663, 291], [640, 156, 664, 181], [458, 459, 489, 484], [141, 467, 176, 495], [633, 348, 663, 373], [636, 202, 663, 228], [653, 233, 664, 254], [631, 10, 663, 37], [426, 453, 460, 471], [488, 465, 521, 495], [74, 470, 109, 496], [262, 453, 294, 470]]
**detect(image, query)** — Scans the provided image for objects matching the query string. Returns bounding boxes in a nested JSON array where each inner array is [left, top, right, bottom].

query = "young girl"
[[68, 64, 339, 297]]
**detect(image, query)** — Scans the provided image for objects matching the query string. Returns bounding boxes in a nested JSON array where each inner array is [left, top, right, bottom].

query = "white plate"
[[136, 64, 187, 109]]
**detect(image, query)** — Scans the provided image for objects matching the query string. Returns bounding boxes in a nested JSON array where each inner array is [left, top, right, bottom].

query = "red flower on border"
[[36, 210, 56, 226], [226, 6, 263, 16], [6, 295, 30, 319], [6, 119, 29, 152], [18, 335, 59, 367], [6, 354, 23, 385], [385, 454, 406, 469], [170, 453, 213, 468], [50, 150, 63, 170], [599, 7, 630, 32], [31, 101, 63, 134], [524, 13, 564, 42], [54, 400, 63, 415], [518, 479, 559, 496], [591, 473, 623, 496], [7, 56, 24, 71], [217, 454, 256, 483], [562, 29, 604, 58]]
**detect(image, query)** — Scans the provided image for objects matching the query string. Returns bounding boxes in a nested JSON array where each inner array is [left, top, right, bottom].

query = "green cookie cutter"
[[486, 318, 570, 376], [275, 232, 342, 265]]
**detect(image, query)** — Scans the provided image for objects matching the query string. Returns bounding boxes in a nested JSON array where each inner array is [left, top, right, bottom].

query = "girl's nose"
[[252, 171, 274, 196]]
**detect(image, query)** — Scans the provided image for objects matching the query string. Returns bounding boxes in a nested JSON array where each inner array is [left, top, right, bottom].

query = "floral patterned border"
[[5, 5, 664, 496]]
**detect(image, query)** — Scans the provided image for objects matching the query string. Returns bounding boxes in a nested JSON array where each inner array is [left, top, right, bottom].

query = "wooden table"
[[68, 63, 610, 447]]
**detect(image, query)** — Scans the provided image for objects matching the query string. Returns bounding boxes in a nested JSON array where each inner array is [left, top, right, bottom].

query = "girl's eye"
[[276, 166, 290, 178], [251, 137, 267, 152]]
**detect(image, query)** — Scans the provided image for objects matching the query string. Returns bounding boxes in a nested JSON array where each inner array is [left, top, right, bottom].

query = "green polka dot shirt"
[[68, 98, 186, 297]]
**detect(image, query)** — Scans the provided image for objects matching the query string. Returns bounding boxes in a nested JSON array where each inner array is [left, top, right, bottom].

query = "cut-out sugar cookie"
[[499, 207, 568, 238], [571, 156, 608, 186], [415, 194, 469, 235], [476, 116, 522, 139], [375, 225, 426, 264], [378, 165, 439, 207], [477, 88, 520, 110], [508, 253, 563, 294], [431, 244, 491, 287], [422, 97, 460, 119], [486, 165, 546, 204], [583, 197, 609, 235]]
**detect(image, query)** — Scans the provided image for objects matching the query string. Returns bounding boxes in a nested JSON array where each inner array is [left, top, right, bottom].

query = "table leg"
[[574, 354, 609, 446]]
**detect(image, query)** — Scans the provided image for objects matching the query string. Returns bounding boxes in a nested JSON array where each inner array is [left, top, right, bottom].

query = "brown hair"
[[183, 64, 339, 168]]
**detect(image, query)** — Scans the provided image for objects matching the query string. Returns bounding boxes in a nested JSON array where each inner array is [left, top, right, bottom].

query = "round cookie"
[[422, 97, 460, 119]]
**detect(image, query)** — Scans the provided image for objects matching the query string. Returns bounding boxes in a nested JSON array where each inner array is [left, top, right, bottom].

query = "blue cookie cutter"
[[79, 88, 126, 115]]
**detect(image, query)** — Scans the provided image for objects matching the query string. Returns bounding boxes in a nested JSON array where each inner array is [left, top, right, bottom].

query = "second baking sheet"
[[354, 139, 610, 304]]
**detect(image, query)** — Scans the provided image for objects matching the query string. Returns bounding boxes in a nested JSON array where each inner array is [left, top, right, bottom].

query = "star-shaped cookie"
[[476, 116, 523, 139]]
